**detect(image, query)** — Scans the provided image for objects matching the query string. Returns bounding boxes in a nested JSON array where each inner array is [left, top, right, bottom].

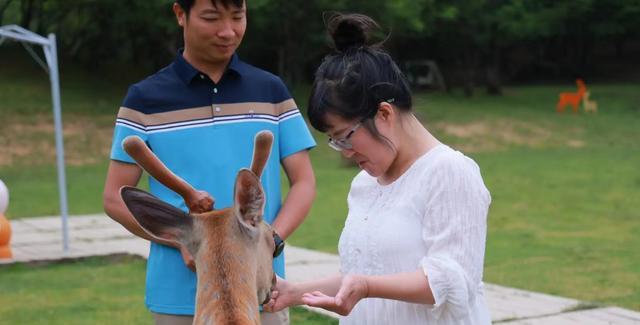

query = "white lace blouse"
[[338, 144, 492, 325]]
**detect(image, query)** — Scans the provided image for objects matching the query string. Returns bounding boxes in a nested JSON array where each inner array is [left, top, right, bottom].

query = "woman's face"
[[324, 112, 396, 178]]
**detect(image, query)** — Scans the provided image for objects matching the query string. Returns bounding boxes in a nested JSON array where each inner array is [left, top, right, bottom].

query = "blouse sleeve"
[[419, 153, 490, 319]]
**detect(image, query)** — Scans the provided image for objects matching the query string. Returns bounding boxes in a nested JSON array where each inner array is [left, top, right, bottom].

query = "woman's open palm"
[[302, 274, 369, 316]]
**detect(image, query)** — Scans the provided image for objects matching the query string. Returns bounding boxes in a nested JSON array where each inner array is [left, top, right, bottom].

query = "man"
[[102, 0, 316, 324]]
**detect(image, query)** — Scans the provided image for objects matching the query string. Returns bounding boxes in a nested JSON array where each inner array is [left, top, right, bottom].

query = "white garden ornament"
[[0, 179, 8, 214]]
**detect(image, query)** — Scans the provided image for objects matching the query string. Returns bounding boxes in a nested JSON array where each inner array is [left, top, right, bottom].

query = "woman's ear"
[[376, 102, 395, 123]]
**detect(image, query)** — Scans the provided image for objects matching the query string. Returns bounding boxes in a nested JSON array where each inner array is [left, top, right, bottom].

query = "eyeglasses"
[[327, 121, 362, 151], [273, 231, 285, 257]]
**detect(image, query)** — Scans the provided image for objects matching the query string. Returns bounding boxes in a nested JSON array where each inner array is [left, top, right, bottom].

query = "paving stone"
[[71, 227, 133, 242], [286, 246, 340, 265], [11, 231, 62, 245], [17, 217, 64, 230], [499, 307, 640, 324], [485, 283, 581, 322], [286, 261, 341, 283], [4, 219, 37, 233], [67, 214, 117, 229]]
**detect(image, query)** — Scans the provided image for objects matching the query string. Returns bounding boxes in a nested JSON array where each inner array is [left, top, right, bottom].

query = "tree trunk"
[[485, 48, 502, 95], [462, 51, 476, 97], [485, 64, 502, 95], [20, 0, 35, 28], [484, 33, 502, 95]]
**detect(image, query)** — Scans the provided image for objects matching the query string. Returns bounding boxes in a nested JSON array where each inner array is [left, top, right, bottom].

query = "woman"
[[265, 13, 491, 324]]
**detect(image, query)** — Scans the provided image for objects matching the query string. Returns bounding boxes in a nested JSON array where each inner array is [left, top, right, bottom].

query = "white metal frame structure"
[[0, 24, 69, 252]]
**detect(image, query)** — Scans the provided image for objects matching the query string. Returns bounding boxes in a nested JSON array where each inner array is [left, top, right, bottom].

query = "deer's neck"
[[193, 246, 260, 325]]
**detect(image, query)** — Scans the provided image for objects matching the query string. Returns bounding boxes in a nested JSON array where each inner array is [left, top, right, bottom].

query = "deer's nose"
[[261, 275, 276, 305], [262, 290, 271, 305]]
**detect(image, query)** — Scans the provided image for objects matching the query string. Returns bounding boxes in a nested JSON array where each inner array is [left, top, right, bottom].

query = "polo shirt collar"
[[173, 49, 247, 85]]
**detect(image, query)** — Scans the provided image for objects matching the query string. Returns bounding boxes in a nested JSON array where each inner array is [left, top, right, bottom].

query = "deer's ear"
[[120, 186, 193, 246], [233, 169, 265, 228]]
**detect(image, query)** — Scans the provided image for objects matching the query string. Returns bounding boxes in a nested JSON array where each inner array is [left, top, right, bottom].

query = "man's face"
[[175, 0, 247, 64]]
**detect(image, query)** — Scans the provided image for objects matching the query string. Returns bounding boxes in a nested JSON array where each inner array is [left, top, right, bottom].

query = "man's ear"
[[120, 186, 193, 247], [173, 3, 186, 27]]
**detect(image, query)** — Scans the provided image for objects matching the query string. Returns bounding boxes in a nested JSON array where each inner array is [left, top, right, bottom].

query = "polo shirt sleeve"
[[273, 78, 316, 159], [109, 85, 149, 164]]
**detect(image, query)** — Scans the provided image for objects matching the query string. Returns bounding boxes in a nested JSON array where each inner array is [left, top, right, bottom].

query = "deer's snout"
[[261, 273, 277, 305]]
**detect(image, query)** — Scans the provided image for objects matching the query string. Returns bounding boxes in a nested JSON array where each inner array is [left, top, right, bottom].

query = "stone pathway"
[[1, 214, 639, 324]]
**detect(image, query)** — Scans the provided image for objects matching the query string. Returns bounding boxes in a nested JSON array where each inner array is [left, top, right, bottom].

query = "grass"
[[0, 256, 337, 325], [1, 46, 639, 313]]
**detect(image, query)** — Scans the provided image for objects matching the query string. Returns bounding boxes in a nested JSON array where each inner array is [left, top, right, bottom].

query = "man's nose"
[[217, 20, 235, 38]]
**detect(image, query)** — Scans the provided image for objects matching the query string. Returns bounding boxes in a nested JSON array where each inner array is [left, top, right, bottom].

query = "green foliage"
[[1, 0, 178, 70], [2, 0, 639, 89]]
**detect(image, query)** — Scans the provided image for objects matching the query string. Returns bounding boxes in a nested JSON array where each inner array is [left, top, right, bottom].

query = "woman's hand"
[[301, 274, 369, 316], [264, 277, 298, 312]]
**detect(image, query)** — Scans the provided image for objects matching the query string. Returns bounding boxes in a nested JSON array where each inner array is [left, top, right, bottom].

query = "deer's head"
[[119, 131, 281, 324]]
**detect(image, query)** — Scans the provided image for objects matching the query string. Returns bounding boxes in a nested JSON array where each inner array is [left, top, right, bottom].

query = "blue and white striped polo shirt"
[[109, 52, 316, 315]]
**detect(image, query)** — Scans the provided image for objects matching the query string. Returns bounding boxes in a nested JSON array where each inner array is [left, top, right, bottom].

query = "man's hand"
[[301, 274, 369, 316], [185, 190, 214, 213]]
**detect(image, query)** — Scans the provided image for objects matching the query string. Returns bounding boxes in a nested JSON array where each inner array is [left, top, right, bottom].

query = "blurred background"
[[0, 0, 639, 324]]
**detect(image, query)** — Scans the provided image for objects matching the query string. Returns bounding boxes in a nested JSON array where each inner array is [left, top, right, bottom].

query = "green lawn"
[[1, 48, 639, 313], [0, 256, 337, 325]]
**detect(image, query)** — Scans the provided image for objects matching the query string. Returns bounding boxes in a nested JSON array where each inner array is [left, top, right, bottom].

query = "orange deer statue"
[[120, 131, 282, 325], [556, 79, 587, 113], [0, 179, 11, 259]]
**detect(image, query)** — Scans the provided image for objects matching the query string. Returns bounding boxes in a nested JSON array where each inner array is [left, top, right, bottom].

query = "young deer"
[[556, 79, 587, 113], [583, 91, 598, 113], [120, 131, 283, 325]]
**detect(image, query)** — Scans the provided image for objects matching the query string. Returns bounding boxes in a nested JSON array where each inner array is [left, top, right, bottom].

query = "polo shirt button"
[[200, 74, 205, 79], [213, 88, 218, 94], [215, 107, 221, 112]]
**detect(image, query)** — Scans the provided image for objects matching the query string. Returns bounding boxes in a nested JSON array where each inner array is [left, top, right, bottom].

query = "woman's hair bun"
[[327, 13, 381, 52]]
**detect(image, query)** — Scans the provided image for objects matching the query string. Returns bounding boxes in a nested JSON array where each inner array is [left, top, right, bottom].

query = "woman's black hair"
[[308, 13, 413, 140]]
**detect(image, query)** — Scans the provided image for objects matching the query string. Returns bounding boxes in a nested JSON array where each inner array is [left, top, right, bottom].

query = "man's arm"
[[103, 160, 153, 240], [271, 150, 316, 240]]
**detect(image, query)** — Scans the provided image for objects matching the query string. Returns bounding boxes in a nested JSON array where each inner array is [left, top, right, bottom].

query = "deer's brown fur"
[[120, 131, 278, 325]]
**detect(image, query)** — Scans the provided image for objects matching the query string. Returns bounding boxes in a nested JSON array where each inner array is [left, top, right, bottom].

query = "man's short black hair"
[[176, 0, 245, 16]]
